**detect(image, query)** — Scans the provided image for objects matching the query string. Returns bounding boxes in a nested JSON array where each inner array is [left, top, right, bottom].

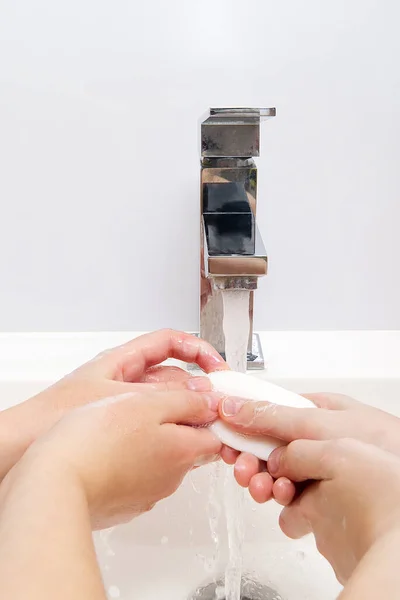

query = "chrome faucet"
[[199, 107, 276, 370]]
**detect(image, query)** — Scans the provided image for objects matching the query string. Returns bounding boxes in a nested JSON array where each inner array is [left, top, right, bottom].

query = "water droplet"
[[161, 535, 168, 545], [108, 585, 120, 598], [296, 550, 306, 561]]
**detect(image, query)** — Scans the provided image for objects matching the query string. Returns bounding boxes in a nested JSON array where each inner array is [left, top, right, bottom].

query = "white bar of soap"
[[208, 371, 315, 462]]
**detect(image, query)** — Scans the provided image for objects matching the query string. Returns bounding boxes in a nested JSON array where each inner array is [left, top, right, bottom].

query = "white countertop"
[[0, 331, 399, 382]]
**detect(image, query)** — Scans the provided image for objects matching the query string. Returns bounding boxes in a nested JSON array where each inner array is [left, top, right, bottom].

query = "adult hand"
[[266, 438, 400, 584], [24, 387, 223, 528], [0, 330, 227, 480], [218, 392, 400, 504]]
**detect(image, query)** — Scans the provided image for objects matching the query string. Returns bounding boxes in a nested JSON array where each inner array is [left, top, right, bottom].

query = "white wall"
[[0, 0, 399, 332]]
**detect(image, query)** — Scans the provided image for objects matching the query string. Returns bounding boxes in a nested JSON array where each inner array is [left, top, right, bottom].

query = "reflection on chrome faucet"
[[199, 107, 276, 369]]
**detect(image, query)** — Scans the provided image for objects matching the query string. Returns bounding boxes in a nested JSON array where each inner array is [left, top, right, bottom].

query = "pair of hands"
[[219, 392, 400, 584], [4, 328, 400, 588], [2, 330, 228, 528]]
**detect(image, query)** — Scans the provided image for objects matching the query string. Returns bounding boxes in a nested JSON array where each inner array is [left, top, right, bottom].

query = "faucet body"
[[200, 108, 275, 369]]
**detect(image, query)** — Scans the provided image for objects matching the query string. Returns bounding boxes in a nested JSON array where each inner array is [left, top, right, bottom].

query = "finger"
[[168, 424, 222, 464], [279, 502, 313, 539], [272, 477, 297, 506], [142, 390, 224, 426], [220, 396, 333, 442], [83, 330, 228, 381], [115, 377, 212, 394], [38, 377, 211, 421], [302, 393, 357, 410], [278, 483, 318, 539], [234, 453, 261, 488], [142, 372, 212, 393], [248, 472, 274, 503], [267, 440, 335, 482], [220, 446, 240, 465], [142, 365, 192, 384]]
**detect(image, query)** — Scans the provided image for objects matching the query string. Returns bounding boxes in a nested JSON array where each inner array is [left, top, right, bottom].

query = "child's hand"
[[218, 392, 400, 504], [267, 438, 400, 584], [25, 387, 223, 529], [0, 329, 227, 481]]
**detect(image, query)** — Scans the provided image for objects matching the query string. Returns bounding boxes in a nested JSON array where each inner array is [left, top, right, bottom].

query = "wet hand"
[[218, 392, 400, 504], [0, 330, 227, 480], [25, 388, 223, 529], [267, 438, 400, 584]]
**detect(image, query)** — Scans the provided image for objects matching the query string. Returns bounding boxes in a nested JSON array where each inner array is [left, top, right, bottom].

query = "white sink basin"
[[2, 374, 399, 600]]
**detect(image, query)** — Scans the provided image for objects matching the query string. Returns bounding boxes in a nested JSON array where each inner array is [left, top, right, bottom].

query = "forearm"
[[339, 530, 400, 599], [0, 453, 106, 600], [0, 406, 33, 481], [0, 387, 66, 481]]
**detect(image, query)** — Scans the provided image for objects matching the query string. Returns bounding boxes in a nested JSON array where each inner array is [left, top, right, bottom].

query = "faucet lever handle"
[[209, 107, 276, 120], [201, 106, 276, 158]]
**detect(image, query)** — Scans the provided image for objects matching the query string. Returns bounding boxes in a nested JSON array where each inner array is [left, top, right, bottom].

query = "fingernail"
[[268, 447, 284, 476], [222, 396, 246, 417], [186, 377, 211, 392], [204, 392, 223, 412]]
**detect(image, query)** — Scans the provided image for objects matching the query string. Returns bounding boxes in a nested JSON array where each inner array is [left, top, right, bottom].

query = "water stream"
[[219, 289, 251, 600]]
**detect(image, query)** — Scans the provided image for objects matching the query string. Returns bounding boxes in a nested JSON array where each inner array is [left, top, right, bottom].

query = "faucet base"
[[188, 333, 265, 371]]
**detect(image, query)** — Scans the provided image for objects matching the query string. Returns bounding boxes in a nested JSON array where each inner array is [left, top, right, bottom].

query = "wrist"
[[0, 436, 100, 600], [1, 440, 85, 507]]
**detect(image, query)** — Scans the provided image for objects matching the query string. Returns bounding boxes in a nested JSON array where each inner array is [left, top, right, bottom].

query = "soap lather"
[[207, 371, 316, 462]]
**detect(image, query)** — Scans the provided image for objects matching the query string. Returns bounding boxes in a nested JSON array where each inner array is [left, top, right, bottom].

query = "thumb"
[[178, 426, 222, 465], [268, 439, 335, 482], [219, 397, 325, 442]]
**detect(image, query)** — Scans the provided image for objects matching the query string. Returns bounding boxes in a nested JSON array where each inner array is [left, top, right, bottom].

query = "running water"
[[220, 289, 250, 600], [221, 290, 250, 374], [207, 461, 223, 562]]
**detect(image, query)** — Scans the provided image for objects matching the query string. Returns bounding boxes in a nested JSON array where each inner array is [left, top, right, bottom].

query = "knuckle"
[[286, 439, 305, 462], [244, 402, 275, 430], [321, 438, 361, 474], [158, 328, 178, 338], [319, 439, 342, 470], [159, 327, 173, 335], [330, 437, 360, 456], [300, 412, 326, 438], [185, 391, 202, 412]]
